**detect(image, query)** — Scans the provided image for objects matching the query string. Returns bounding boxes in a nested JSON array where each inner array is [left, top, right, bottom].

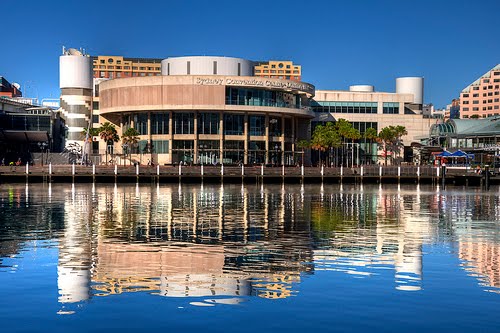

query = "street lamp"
[[38, 141, 48, 166]]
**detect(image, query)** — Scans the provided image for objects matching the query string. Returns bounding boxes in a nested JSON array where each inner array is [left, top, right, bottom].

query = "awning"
[[0, 130, 49, 143]]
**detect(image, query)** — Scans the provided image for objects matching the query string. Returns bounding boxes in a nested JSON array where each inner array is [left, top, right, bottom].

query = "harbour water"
[[0, 183, 499, 332]]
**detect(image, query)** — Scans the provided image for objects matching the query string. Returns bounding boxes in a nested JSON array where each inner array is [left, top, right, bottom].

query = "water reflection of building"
[[312, 187, 434, 291], [459, 241, 500, 293], [56, 184, 313, 306], [58, 187, 94, 304]]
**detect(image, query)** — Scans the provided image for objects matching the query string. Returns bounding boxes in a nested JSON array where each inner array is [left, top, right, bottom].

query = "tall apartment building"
[[254, 60, 301, 81], [459, 64, 500, 118], [91, 55, 162, 79]]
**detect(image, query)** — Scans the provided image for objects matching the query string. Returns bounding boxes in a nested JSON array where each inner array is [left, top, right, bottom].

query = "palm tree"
[[378, 126, 397, 165], [335, 119, 355, 166], [311, 122, 341, 166], [98, 122, 120, 165], [121, 128, 140, 165], [296, 139, 310, 166], [393, 125, 408, 162]]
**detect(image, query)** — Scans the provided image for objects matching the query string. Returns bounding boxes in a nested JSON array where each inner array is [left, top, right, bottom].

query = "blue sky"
[[1, 0, 499, 108]]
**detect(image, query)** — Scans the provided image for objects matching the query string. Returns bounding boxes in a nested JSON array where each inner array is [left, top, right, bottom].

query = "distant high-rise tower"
[[59, 47, 93, 147]]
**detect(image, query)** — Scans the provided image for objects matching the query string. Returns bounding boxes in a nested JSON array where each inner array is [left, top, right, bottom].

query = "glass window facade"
[[0, 115, 51, 131], [249, 115, 265, 136], [269, 117, 282, 136], [383, 102, 399, 114], [198, 113, 219, 135], [134, 114, 148, 135], [223, 140, 244, 150], [151, 112, 169, 135], [152, 140, 169, 153], [224, 114, 244, 135], [225, 87, 302, 109], [198, 140, 219, 165], [351, 122, 378, 134], [311, 101, 378, 113], [173, 140, 194, 150], [174, 113, 194, 134]]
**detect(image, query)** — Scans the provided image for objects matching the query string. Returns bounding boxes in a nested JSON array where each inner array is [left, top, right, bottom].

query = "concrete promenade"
[[0, 164, 488, 185]]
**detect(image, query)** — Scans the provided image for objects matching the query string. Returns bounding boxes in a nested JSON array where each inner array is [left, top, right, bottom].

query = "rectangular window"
[[167, 63, 170, 75], [151, 112, 169, 134], [383, 102, 399, 114], [134, 113, 148, 135], [174, 112, 194, 134], [473, 100, 479, 104], [197, 113, 219, 134], [238, 63, 241, 76], [213, 61, 217, 75], [92, 101, 99, 110], [172, 140, 194, 149], [462, 101, 469, 104], [269, 117, 282, 136], [223, 114, 244, 135], [151, 140, 169, 153], [462, 94, 469, 98], [187, 61, 191, 75], [92, 115, 99, 123], [249, 115, 265, 136], [462, 107, 469, 111]]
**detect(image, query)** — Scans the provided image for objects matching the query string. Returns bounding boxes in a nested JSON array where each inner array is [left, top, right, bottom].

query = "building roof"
[[461, 64, 500, 93], [431, 117, 500, 137]]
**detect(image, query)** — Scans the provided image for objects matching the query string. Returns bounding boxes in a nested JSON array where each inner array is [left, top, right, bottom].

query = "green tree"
[[82, 127, 100, 142], [334, 118, 356, 166], [98, 122, 120, 165], [122, 128, 140, 165], [392, 125, 408, 161], [364, 127, 378, 164], [311, 122, 341, 165], [378, 126, 396, 165]]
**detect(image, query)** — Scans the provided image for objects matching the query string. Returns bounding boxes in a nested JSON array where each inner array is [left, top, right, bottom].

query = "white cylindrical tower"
[[161, 56, 254, 76], [59, 47, 93, 146], [396, 77, 424, 105], [349, 85, 375, 92]]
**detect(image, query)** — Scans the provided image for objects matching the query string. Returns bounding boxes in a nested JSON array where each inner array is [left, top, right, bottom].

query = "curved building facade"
[[59, 48, 93, 145], [161, 56, 254, 76], [99, 75, 315, 165]]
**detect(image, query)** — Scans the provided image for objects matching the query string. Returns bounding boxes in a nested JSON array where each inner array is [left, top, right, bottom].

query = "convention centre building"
[[60, 50, 433, 165]]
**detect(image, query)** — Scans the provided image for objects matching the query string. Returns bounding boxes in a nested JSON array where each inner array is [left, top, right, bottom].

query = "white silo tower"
[[59, 47, 93, 148], [396, 77, 424, 105]]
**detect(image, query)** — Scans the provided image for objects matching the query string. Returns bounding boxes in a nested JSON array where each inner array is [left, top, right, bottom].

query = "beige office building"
[[254, 60, 301, 81], [311, 80, 435, 164]]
